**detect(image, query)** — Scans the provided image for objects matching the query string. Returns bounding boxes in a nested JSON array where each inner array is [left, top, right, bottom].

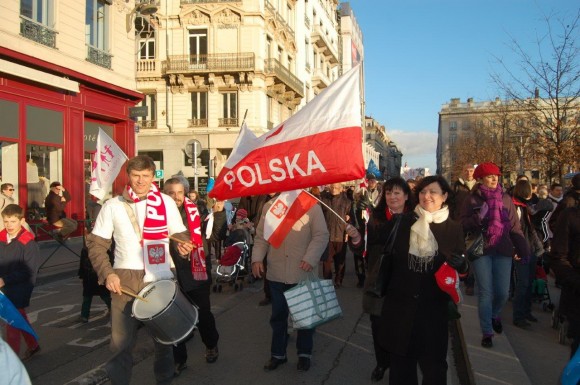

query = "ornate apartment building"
[[437, 96, 579, 183], [0, 0, 142, 224], [364, 116, 402, 179], [133, 0, 355, 193]]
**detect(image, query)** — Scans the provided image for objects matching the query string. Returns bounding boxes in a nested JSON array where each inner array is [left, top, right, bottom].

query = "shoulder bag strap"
[[122, 201, 142, 241]]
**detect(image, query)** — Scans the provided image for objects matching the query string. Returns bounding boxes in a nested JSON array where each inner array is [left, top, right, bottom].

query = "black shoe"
[[258, 298, 271, 306], [205, 346, 219, 363], [264, 357, 287, 372], [526, 314, 538, 322], [174, 362, 187, 377], [513, 319, 531, 328], [492, 318, 503, 334], [371, 366, 387, 382], [297, 357, 311, 372], [481, 335, 493, 348]]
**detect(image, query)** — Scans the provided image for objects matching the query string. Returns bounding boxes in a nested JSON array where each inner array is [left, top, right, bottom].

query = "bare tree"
[[491, 10, 580, 182]]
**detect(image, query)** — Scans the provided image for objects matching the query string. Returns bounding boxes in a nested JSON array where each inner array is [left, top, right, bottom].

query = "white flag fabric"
[[263, 190, 319, 248], [89, 128, 128, 199], [209, 64, 364, 200]]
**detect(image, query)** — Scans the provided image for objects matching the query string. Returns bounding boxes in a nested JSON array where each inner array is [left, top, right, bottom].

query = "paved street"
[[12, 241, 573, 384]]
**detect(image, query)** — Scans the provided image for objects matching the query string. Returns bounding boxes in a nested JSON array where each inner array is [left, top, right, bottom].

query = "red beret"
[[473, 162, 501, 180], [235, 208, 248, 219]]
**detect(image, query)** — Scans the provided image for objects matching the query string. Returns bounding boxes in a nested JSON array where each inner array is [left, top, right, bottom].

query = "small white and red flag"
[[89, 128, 128, 199], [209, 64, 365, 200], [263, 190, 319, 248]]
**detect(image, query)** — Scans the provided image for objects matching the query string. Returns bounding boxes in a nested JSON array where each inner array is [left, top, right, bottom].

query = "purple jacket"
[[460, 185, 530, 258]]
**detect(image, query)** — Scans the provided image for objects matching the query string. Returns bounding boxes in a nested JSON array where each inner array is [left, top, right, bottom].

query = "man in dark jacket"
[[550, 180, 580, 358], [164, 178, 220, 375], [44, 181, 77, 241], [321, 183, 352, 287]]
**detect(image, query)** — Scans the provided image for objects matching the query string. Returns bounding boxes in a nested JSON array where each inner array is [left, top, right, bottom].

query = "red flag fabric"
[[263, 190, 319, 248], [209, 64, 364, 200]]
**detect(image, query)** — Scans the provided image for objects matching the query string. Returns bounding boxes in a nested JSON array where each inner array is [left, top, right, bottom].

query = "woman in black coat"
[[378, 175, 467, 385]]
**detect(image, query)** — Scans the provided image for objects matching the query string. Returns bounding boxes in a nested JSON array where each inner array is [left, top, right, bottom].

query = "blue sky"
[[346, 0, 579, 174]]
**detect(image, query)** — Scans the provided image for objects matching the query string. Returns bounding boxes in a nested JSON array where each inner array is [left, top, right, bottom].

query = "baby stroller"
[[213, 240, 250, 293]]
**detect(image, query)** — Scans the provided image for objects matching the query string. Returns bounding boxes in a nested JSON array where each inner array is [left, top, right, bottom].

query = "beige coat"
[[252, 200, 329, 284]]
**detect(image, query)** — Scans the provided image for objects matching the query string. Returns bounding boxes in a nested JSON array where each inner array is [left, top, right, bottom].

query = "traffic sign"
[[155, 169, 164, 179], [185, 139, 202, 158]]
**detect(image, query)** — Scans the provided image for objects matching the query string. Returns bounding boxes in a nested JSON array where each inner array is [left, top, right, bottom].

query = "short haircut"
[[550, 183, 562, 190], [126, 155, 156, 174], [1, 204, 24, 219], [513, 179, 532, 200], [1, 183, 13, 191], [164, 177, 189, 194], [414, 175, 453, 201], [50, 181, 61, 188], [376, 176, 414, 213]]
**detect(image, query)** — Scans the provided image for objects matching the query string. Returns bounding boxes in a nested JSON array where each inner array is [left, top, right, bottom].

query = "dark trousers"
[[173, 285, 219, 365], [81, 294, 112, 319], [370, 315, 390, 368], [269, 281, 314, 358], [353, 251, 366, 284], [513, 255, 537, 322], [323, 241, 347, 284], [389, 351, 447, 385]]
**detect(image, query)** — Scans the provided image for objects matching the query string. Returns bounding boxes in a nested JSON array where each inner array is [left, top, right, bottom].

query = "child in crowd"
[[0, 204, 41, 360]]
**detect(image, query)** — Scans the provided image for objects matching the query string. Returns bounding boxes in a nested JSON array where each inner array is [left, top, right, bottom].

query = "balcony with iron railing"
[[136, 59, 160, 77], [86, 45, 112, 69], [264, 58, 304, 97], [311, 24, 338, 63], [163, 53, 255, 74], [264, 0, 295, 40], [219, 117, 239, 127], [188, 118, 209, 128], [138, 120, 158, 129], [311, 66, 331, 90], [20, 16, 57, 48]]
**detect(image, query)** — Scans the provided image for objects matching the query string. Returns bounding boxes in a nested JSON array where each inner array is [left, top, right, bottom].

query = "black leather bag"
[[366, 215, 402, 298], [465, 230, 487, 262]]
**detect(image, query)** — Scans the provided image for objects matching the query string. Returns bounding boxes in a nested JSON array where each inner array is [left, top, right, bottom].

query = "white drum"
[[132, 279, 198, 345]]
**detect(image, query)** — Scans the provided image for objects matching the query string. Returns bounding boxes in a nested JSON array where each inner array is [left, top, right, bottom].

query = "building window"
[[266, 36, 272, 59], [277, 47, 283, 63], [19, 0, 56, 47], [85, 0, 111, 68], [450, 133, 457, 145], [137, 17, 155, 59], [219, 92, 237, 126], [139, 94, 156, 128], [189, 28, 207, 66], [449, 121, 457, 131], [190, 92, 208, 127]]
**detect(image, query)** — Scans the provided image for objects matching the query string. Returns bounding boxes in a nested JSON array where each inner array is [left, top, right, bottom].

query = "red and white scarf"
[[126, 183, 173, 282], [182, 197, 208, 280]]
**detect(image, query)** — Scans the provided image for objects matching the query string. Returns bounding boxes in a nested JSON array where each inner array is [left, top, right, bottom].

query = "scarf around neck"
[[126, 183, 172, 282], [479, 184, 505, 247], [182, 197, 208, 281], [408, 205, 449, 272]]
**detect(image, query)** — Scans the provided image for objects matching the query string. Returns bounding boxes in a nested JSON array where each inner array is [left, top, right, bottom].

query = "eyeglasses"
[[6, 189, 14, 191]]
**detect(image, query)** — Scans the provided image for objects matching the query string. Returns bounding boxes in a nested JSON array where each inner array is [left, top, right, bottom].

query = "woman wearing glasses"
[[0, 184, 16, 231]]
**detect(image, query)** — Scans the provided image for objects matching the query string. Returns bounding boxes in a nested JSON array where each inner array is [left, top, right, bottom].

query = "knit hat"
[[473, 162, 501, 180], [236, 208, 248, 219], [435, 262, 461, 304]]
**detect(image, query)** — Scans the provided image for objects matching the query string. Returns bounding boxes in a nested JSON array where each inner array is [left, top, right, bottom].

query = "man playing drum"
[[87, 155, 193, 385]]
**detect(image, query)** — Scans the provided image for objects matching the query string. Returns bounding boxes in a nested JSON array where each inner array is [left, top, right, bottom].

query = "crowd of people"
[[1, 155, 579, 385]]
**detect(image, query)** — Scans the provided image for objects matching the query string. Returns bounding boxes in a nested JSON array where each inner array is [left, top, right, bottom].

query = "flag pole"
[[302, 189, 348, 225], [241, 109, 248, 128]]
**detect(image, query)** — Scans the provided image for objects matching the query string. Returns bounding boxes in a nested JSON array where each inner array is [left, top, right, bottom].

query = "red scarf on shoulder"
[[182, 197, 207, 280]]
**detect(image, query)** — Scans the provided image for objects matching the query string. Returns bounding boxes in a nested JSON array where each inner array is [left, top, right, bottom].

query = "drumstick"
[[164, 234, 197, 248], [120, 289, 148, 302]]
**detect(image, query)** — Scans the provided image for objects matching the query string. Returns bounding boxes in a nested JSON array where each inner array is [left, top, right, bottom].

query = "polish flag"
[[90, 128, 128, 200], [263, 190, 319, 248], [209, 64, 365, 200]]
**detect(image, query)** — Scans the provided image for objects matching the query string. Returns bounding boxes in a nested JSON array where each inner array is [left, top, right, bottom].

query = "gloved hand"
[[345, 224, 361, 245], [447, 253, 469, 274], [478, 203, 489, 220]]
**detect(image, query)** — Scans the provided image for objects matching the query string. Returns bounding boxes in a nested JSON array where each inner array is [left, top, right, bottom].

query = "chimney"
[[534, 87, 540, 99]]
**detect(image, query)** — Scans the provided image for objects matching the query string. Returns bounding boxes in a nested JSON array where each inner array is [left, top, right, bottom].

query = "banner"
[[263, 190, 319, 248], [89, 128, 128, 199], [209, 64, 364, 200]]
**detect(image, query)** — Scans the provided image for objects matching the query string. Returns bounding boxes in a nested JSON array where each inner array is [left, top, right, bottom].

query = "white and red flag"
[[209, 64, 364, 200], [263, 190, 319, 248], [89, 128, 128, 199]]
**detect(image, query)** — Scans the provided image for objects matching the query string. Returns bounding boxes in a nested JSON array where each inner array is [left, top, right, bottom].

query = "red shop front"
[[0, 47, 142, 233]]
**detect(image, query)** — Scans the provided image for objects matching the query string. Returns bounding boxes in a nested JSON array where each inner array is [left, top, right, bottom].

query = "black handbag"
[[465, 229, 487, 262], [366, 215, 402, 298]]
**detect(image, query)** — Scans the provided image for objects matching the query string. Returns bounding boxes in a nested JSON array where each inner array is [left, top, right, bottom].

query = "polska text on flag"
[[89, 128, 128, 200], [209, 64, 365, 200], [263, 190, 319, 248]]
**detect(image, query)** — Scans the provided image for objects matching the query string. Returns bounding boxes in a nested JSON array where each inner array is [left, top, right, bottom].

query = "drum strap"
[[123, 201, 143, 240]]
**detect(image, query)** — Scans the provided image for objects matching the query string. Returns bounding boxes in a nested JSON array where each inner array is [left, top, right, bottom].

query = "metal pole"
[[193, 142, 199, 192]]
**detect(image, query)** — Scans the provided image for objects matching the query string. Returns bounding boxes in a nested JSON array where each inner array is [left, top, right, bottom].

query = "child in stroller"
[[213, 209, 254, 293]]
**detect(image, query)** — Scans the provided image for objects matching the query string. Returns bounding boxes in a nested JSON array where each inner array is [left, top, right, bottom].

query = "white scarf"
[[408, 205, 449, 272]]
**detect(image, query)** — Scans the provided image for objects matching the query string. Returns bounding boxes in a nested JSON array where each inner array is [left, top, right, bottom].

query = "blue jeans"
[[472, 253, 513, 335], [513, 254, 537, 322], [269, 281, 314, 359]]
